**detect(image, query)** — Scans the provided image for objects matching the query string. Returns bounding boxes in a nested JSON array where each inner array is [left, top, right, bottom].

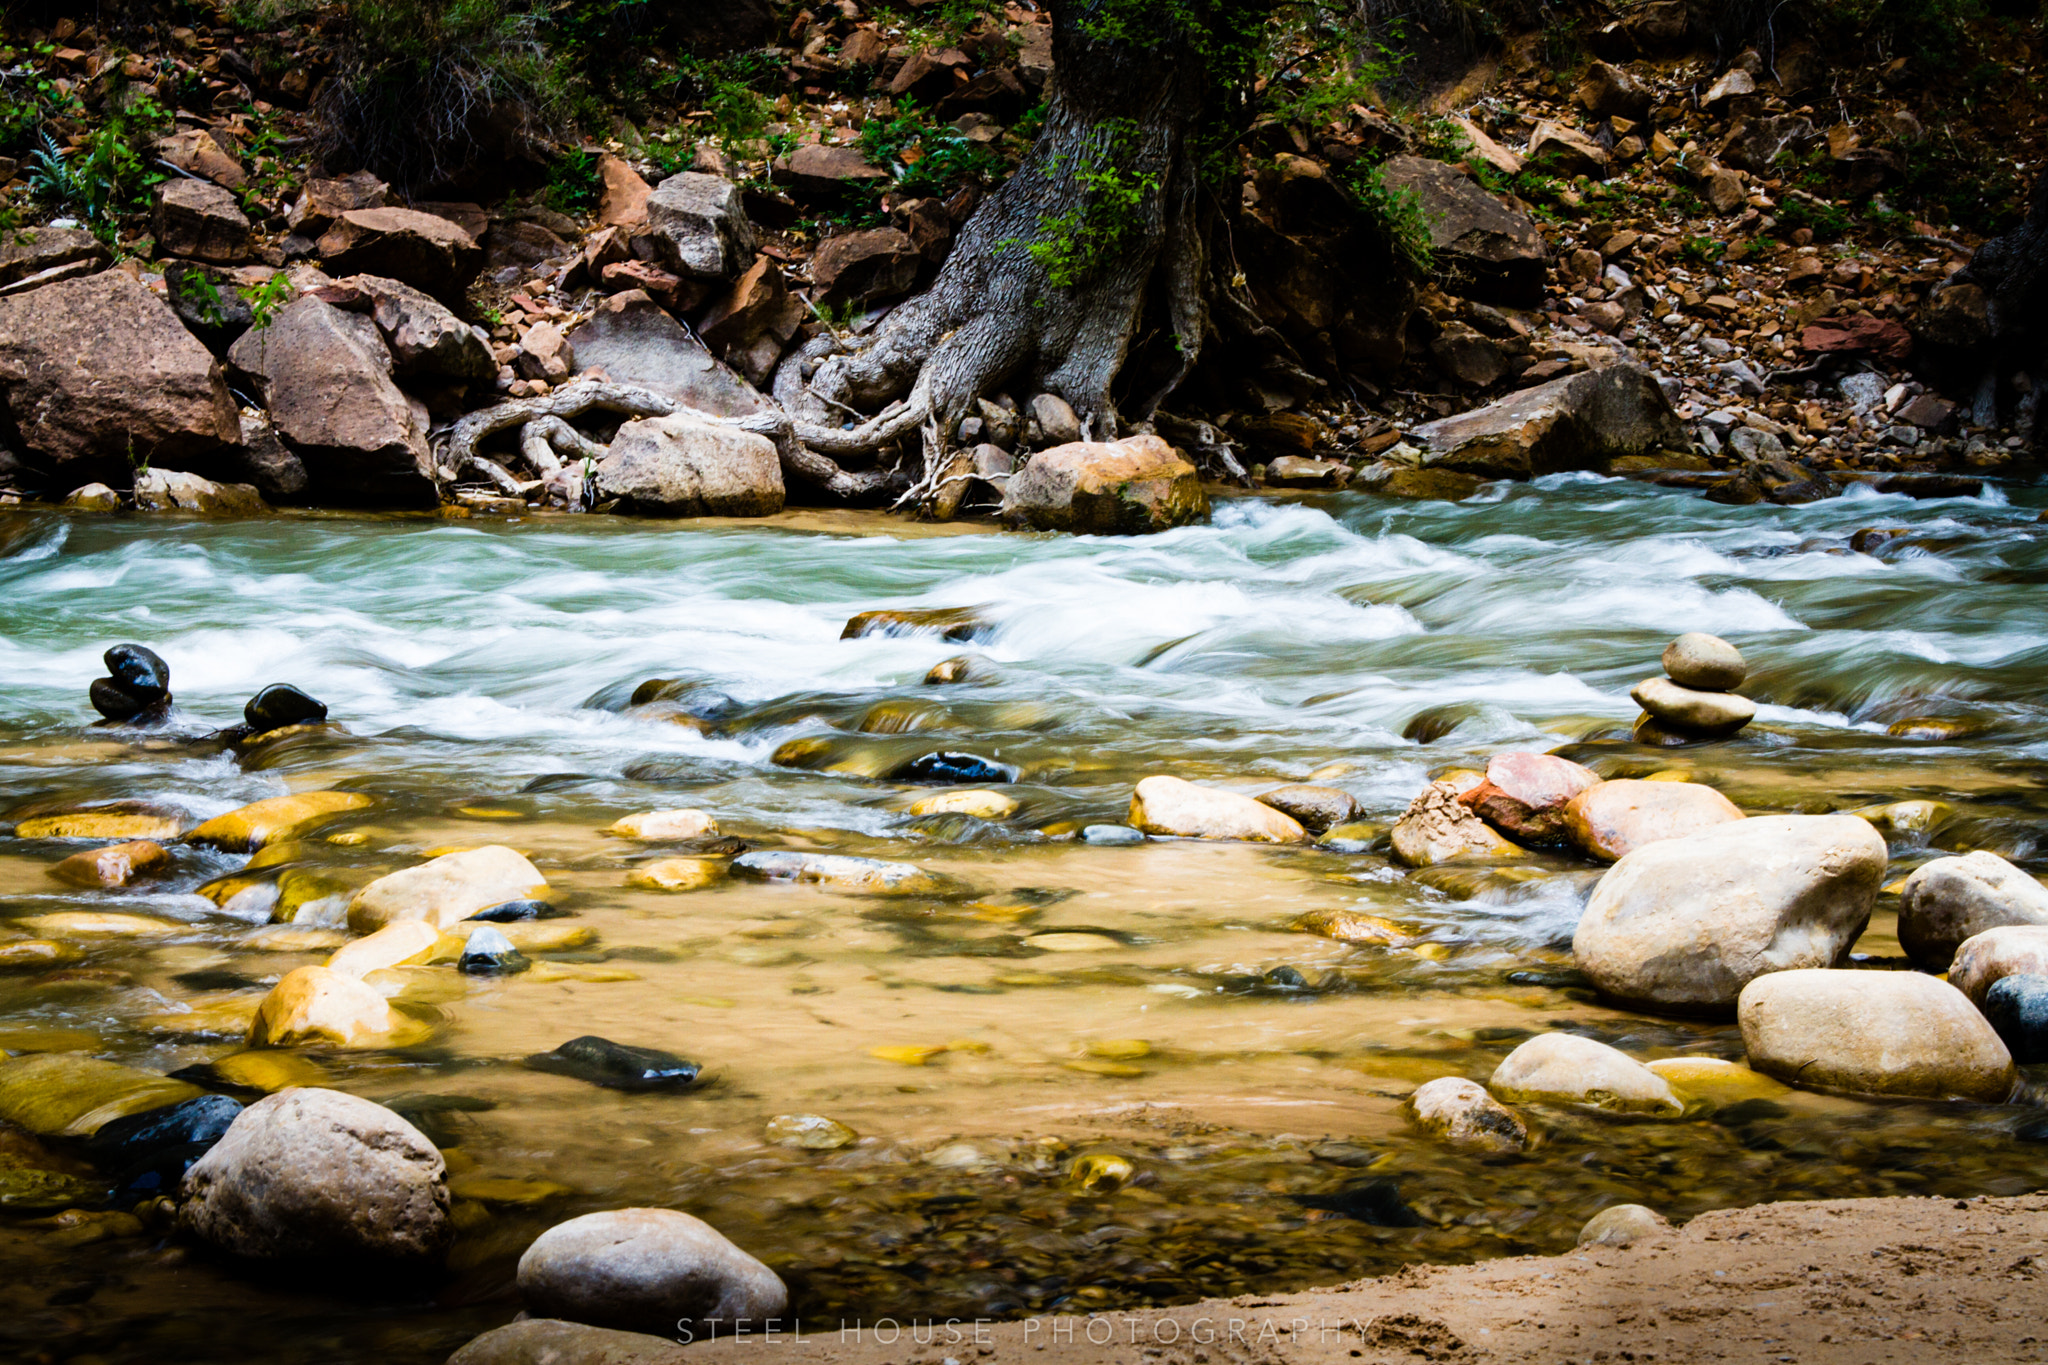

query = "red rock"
[[1460, 753, 1602, 844], [48, 840, 170, 888], [811, 228, 922, 306], [1799, 314, 1912, 363], [599, 154, 652, 229]]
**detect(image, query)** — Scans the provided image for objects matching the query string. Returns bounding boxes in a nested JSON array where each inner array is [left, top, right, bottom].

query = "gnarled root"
[[435, 380, 677, 485]]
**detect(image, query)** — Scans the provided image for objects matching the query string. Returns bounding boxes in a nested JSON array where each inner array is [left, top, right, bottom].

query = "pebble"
[[458, 924, 530, 975], [524, 1036, 704, 1091], [1661, 632, 1747, 691], [765, 1114, 857, 1149], [1081, 824, 1145, 845], [1577, 1204, 1673, 1248], [1489, 1033, 1682, 1115], [516, 1207, 787, 1337], [1407, 1076, 1529, 1153]]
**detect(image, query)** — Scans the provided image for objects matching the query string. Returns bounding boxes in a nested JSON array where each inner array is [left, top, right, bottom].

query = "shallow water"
[[0, 477, 2045, 1362]]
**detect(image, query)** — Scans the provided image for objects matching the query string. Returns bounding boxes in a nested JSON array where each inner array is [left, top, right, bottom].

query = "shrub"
[[315, 0, 570, 193], [23, 92, 170, 244]]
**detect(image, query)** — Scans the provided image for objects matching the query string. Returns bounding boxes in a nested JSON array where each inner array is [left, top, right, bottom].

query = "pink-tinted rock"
[[1459, 752, 1601, 843]]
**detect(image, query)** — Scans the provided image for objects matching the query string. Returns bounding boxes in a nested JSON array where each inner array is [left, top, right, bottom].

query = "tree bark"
[[1959, 169, 2048, 346]]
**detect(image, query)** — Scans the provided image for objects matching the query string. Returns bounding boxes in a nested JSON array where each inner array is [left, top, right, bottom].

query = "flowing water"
[[0, 476, 2045, 1362]]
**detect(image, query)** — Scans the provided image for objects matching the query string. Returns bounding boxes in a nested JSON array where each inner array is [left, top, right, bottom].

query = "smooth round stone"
[[1661, 632, 1747, 691], [1737, 968, 2016, 1101], [730, 851, 959, 896], [908, 789, 1019, 820], [348, 845, 549, 933], [517, 1208, 788, 1336], [104, 643, 170, 702], [1129, 775, 1308, 843], [327, 920, 440, 978], [608, 809, 719, 840], [887, 750, 1018, 784], [20, 911, 184, 937], [243, 683, 328, 733], [1081, 824, 1145, 845], [1898, 850, 2048, 971], [12, 806, 189, 840], [1024, 931, 1122, 952], [1294, 908, 1410, 946], [89, 677, 155, 721], [764, 1114, 857, 1150], [0, 1053, 207, 1137], [46, 839, 169, 888], [1630, 676, 1756, 735], [248, 965, 395, 1047], [626, 858, 724, 892], [458, 925, 531, 976], [1951, 925, 2048, 1006], [1644, 1056, 1790, 1104], [469, 898, 567, 921], [1564, 778, 1745, 862], [1982, 974, 2048, 1064], [923, 654, 996, 685], [186, 791, 374, 852], [524, 1036, 703, 1091], [178, 1088, 451, 1261], [1256, 784, 1362, 834], [1488, 1033, 1682, 1115], [1407, 1076, 1528, 1154], [1578, 1203, 1673, 1248]]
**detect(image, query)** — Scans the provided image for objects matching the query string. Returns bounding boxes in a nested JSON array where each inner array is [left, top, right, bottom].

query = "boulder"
[[154, 179, 251, 263], [1737, 969, 2016, 1101], [179, 1087, 451, 1260], [1574, 61, 1652, 119], [1527, 120, 1611, 177], [1000, 435, 1208, 535], [598, 154, 653, 228], [315, 208, 481, 300], [1457, 751, 1600, 844], [449, 1321, 693, 1365], [696, 256, 805, 385], [1256, 784, 1361, 834], [1563, 778, 1744, 862], [342, 275, 494, 381], [1411, 363, 1686, 479], [564, 290, 769, 417], [1572, 814, 1888, 1013], [348, 846, 549, 934], [517, 1207, 788, 1337], [227, 296, 437, 506], [1028, 393, 1083, 445], [773, 143, 890, 198], [1630, 677, 1756, 735], [186, 791, 373, 851], [1127, 775, 1309, 844], [1898, 851, 2048, 970], [155, 128, 246, 190], [1379, 156, 1548, 307], [132, 468, 266, 515], [0, 269, 239, 472], [812, 228, 921, 306], [1577, 1205, 1671, 1248], [0, 1053, 205, 1137], [1406, 1076, 1528, 1154], [1391, 780, 1529, 867], [646, 173, 756, 282], [1950, 925, 2048, 1006], [248, 965, 395, 1047], [1488, 1033, 1681, 1115], [1662, 632, 1746, 690], [285, 171, 391, 238], [0, 225, 108, 288], [595, 412, 784, 517]]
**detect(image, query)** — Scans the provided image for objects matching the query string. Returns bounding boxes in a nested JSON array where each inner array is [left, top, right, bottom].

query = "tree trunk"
[[781, 0, 1235, 499], [1960, 169, 2048, 347]]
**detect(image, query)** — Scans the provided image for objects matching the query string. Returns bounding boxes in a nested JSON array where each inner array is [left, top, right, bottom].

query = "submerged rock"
[[1391, 781, 1528, 866], [842, 606, 991, 641], [11, 804, 190, 841], [47, 839, 169, 888], [0, 1053, 206, 1137], [908, 789, 1019, 820], [626, 858, 725, 892], [186, 791, 373, 852], [731, 850, 960, 896], [608, 809, 719, 840], [469, 898, 568, 921], [1489, 1033, 1682, 1115], [1082, 824, 1146, 845], [458, 925, 531, 976], [248, 965, 395, 1047], [1406, 1076, 1528, 1154], [517, 1207, 788, 1337], [1898, 851, 2048, 971], [1294, 908, 1410, 946], [924, 654, 997, 685], [1128, 775, 1308, 843], [1663, 632, 1747, 691], [888, 751, 1017, 785], [1578, 1204, 1672, 1248], [1458, 751, 1600, 844], [1738, 968, 2015, 1101], [524, 1036, 704, 1092], [348, 845, 549, 933], [179, 1087, 452, 1261], [1950, 925, 2048, 1006], [765, 1114, 857, 1149], [84, 1094, 243, 1170], [1256, 784, 1361, 834], [449, 1321, 694, 1365], [1572, 814, 1887, 1014], [243, 684, 328, 733], [1563, 778, 1744, 862]]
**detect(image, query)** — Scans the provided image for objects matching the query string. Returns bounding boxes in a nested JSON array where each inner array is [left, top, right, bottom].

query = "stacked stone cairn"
[[1630, 631, 1755, 741]]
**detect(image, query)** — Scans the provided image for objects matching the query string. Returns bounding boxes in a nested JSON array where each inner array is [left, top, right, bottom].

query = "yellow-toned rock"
[[13, 809, 189, 840], [138, 994, 264, 1039], [627, 857, 725, 891], [347, 845, 548, 933], [186, 791, 373, 851], [1127, 775, 1307, 843], [1645, 1056, 1790, 1103], [433, 920, 596, 955], [19, 912, 184, 937], [908, 789, 1020, 820], [0, 1053, 206, 1136], [235, 924, 349, 953], [607, 809, 719, 840], [207, 1050, 331, 1092], [248, 965, 395, 1047], [327, 919, 439, 978], [0, 940, 83, 970], [46, 840, 170, 888]]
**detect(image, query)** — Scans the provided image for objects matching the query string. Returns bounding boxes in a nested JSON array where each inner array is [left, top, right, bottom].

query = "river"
[[0, 475, 2044, 1360]]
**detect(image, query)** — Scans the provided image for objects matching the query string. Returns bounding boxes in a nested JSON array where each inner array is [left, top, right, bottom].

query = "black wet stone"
[[469, 899, 567, 922], [1983, 973, 2048, 1064], [243, 683, 328, 733], [888, 751, 1018, 785], [84, 1094, 242, 1171], [89, 677, 152, 721], [109, 1141, 214, 1203], [523, 1035, 704, 1091], [457, 926, 530, 976], [104, 644, 169, 703], [1290, 1179, 1425, 1227]]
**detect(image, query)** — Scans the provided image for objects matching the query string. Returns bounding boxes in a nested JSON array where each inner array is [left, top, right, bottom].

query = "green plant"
[[1679, 234, 1725, 263], [541, 148, 603, 215], [240, 274, 297, 330], [1777, 194, 1853, 240], [23, 93, 170, 243], [1339, 159, 1433, 274], [858, 101, 1006, 199], [1007, 118, 1161, 290], [172, 268, 230, 328], [677, 52, 782, 170]]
